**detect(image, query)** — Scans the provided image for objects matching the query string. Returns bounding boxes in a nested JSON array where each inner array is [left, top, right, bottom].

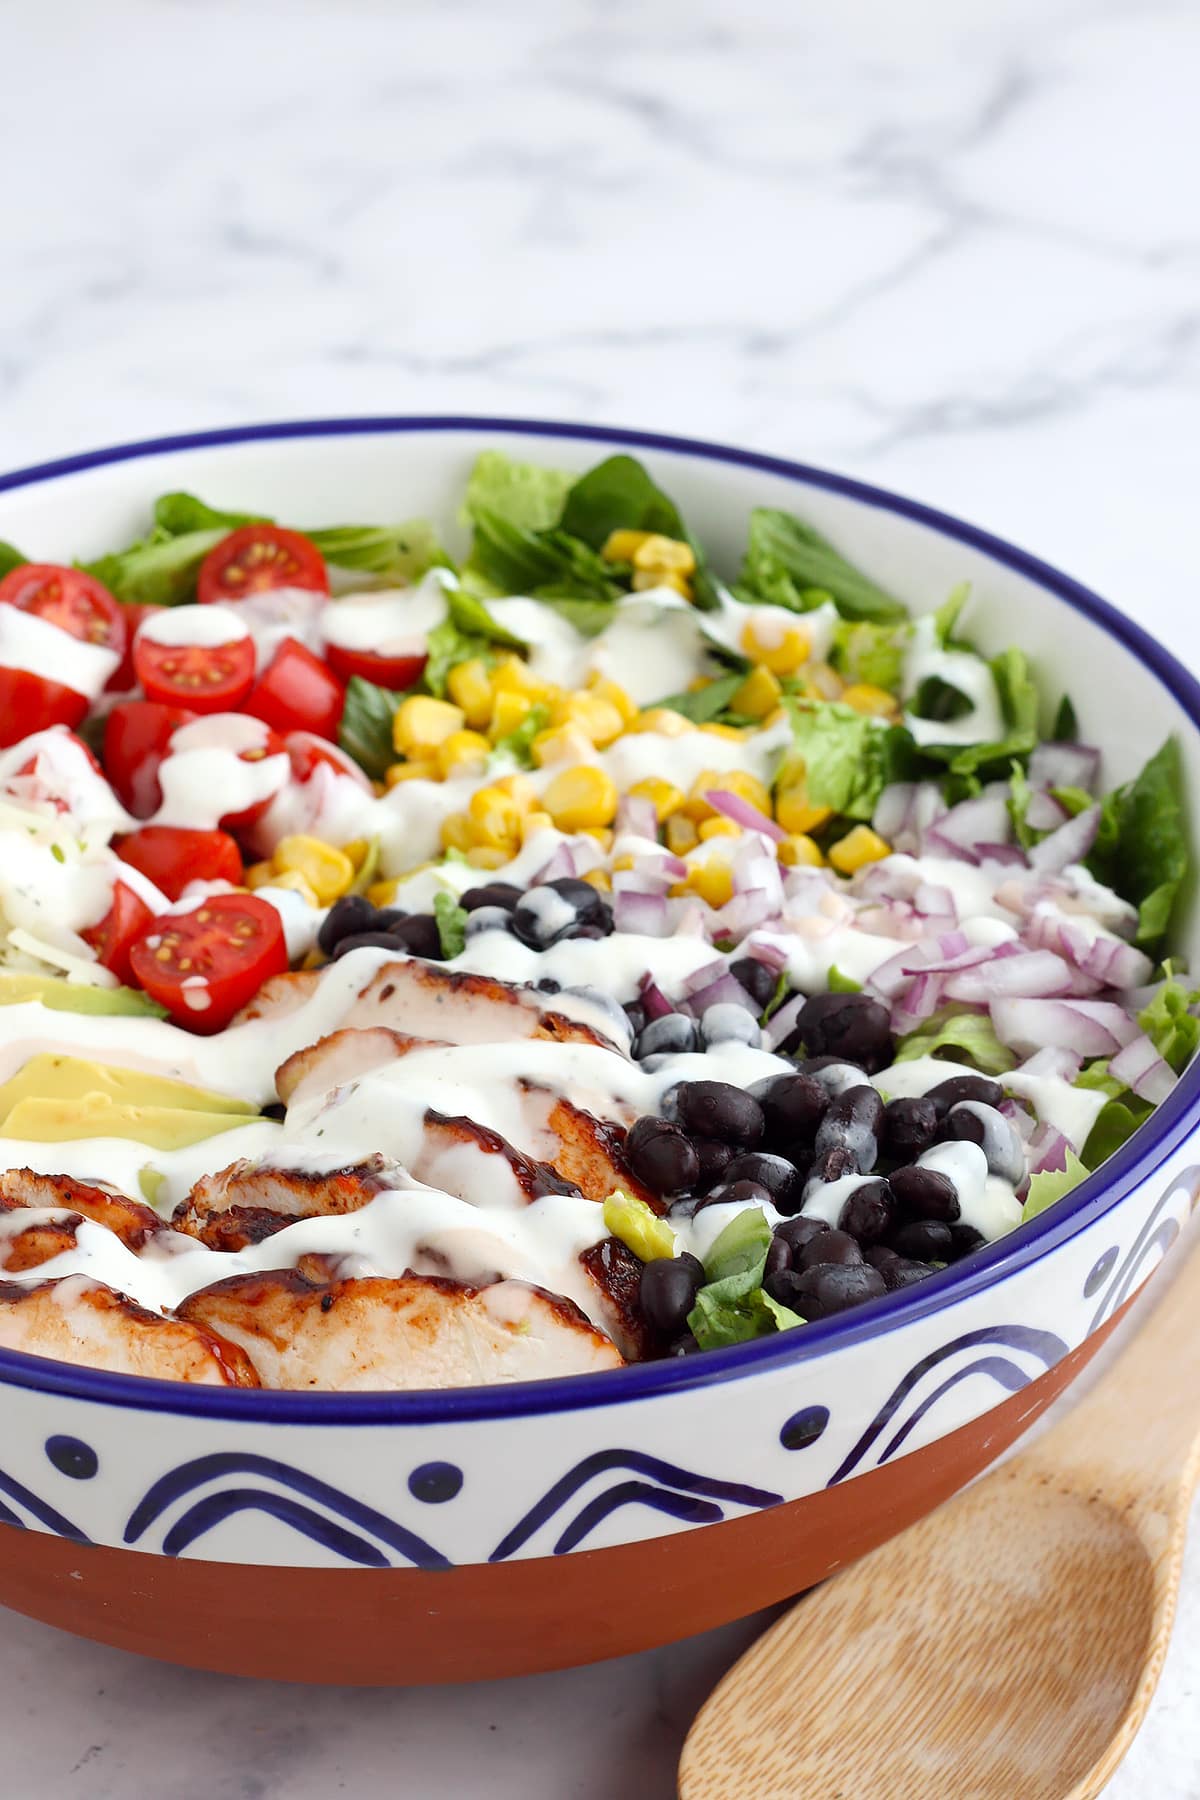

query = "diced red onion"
[[1017, 1046, 1083, 1082], [765, 992, 806, 1049], [976, 843, 1029, 867], [1024, 907, 1154, 988], [1024, 790, 1068, 832], [613, 889, 671, 937], [999, 1097, 1037, 1142], [704, 788, 786, 843], [535, 842, 579, 883], [945, 950, 1078, 1002], [671, 900, 711, 938], [1028, 742, 1101, 793], [615, 795, 659, 840], [637, 974, 674, 1020], [990, 997, 1140, 1057], [712, 887, 777, 940], [1027, 804, 1100, 874], [925, 793, 1011, 856], [1109, 1034, 1178, 1104], [684, 971, 759, 1016], [1027, 1122, 1072, 1174], [740, 934, 789, 972], [890, 970, 950, 1035], [913, 882, 957, 919], [874, 780, 946, 852]]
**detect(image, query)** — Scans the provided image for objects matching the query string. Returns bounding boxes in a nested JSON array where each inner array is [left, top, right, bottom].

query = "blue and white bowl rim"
[[0, 414, 1196, 1424]]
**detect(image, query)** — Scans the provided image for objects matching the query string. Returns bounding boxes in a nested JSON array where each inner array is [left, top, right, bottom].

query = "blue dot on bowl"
[[408, 1461, 463, 1504], [779, 1405, 830, 1451], [1084, 1247, 1119, 1298], [45, 1435, 98, 1480]]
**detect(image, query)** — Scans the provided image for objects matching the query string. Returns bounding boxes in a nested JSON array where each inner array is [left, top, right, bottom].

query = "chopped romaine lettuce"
[[337, 675, 410, 780], [1088, 740, 1188, 951], [433, 892, 468, 959], [737, 508, 907, 623], [1138, 978, 1200, 1073], [894, 1007, 1017, 1075], [491, 703, 550, 767], [1022, 1148, 1090, 1221], [650, 672, 746, 724], [831, 619, 908, 690], [782, 698, 893, 822], [463, 450, 574, 533], [932, 583, 971, 647], [0, 541, 27, 580], [558, 454, 687, 548]]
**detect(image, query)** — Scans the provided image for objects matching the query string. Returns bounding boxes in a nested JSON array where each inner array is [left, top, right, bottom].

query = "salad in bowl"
[[0, 444, 1189, 1393]]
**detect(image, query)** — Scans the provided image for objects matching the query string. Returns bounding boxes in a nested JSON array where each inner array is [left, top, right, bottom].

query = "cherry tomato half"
[[82, 881, 156, 986], [197, 526, 329, 606], [129, 891, 288, 1034], [284, 730, 374, 791], [0, 668, 88, 747], [0, 563, 127, 658], [114, 825, 243, 902], [243, 637, 344, 740], [107, 602, 166, 693], [11, 733, 105, 813], [323, 642, 428, 692], [103, 700, 198, 818], [133, 629, 256, 714]]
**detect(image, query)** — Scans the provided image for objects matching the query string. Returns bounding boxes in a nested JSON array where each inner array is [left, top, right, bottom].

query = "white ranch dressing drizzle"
[[902, 615, 1005, 749], [136, 604, 251, 649], [150, 714, 291, 831], [0, 609, 119, 698]]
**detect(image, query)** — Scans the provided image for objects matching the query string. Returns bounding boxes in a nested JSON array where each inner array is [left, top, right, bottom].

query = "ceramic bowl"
[[0, 418, 1196, 1684]]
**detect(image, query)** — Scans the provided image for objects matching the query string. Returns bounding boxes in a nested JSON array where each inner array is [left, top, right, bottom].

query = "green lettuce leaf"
[[827, 965, 862, 993], [152, 492, 264, 534], [310, 520, 452, 581], [85, 528, 227, 607], [893, 1006, 1017, 1075], [782, 698, 894, 822], [0, 542, 28, 580], [337, 675, 408, 780], [467, 510, 622, 603], [703, 1208, 773, 1283], [532, 595, 619, 638], [650, 672, 746, 724], [422, 621, 496, 699], [738, 508, 906, 623], [932, 583, 971, 647], [1138, 978, 1200, 1073], [445, 587, 527, 649], [830, 619, 908, 691], [433, 891, 468, 959], [1087, 740, 1189, 951], [559, 454, 686, 548], [1053, 694, 1079, 740], [463, 450, 574, 533], [1022, 1148, 1090, 1222]]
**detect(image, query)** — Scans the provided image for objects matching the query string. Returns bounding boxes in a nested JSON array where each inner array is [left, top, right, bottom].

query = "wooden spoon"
[[679, 1229, 1200, 1799]]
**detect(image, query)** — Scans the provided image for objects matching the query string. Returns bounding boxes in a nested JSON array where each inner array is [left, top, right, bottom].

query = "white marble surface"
[[2, 0, 1199, 1792]]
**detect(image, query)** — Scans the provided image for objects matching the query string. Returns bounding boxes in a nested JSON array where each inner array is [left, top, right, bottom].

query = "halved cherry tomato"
[[114, 826, 242, 901], [198, 526, 329, 606], [82, 881, 156, 986], [284, 730, 374, 791], [104, 700, 198, 818], [129, 892, 288, 1034], [323, 643, 428, 691], [243, 637, 344, 740], [11, 733, 104, 812], [0, 563, 127, 659], [107, 603, 166, 693], [0, 668, 89, 747], [133, 630, 256, 714]]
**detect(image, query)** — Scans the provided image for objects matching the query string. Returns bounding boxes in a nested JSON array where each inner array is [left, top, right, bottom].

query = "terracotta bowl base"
[[0, 1310, 1126, 1684]]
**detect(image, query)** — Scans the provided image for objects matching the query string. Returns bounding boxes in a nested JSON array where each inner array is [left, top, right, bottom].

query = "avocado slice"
[[0, 970, 166, 1019], [0, 1094, 259, 1150], [0, 1054, 257, 1127]]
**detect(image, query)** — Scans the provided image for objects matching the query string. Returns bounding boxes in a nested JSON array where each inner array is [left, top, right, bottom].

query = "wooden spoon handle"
[[1025, 1216, 1200, 1515]]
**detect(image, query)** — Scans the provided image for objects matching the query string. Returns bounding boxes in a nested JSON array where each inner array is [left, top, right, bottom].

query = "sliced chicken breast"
[[0, 1169, 160, 1250], [0, 1278, 259, 1385], [173, 1154, 404, 1252]]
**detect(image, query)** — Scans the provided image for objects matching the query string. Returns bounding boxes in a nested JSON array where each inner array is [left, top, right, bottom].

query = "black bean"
[[722, 1152, 802, 1211], [460, 883, 522, 913], [774, 1216, 832, 1257], [889, 1165, 960, 1222], [546, 876, 611, 924], [703, 1179, 775, 1209], [788, 992, 893, 1072], [748, 1072, 829, 1149], [942, 1102, 1025, 1183], [372, 908, 411, 930], [692, 1138, 734, 1188], [700, 1003, 762, 1049], [764, 1266, 807, 1307], [763, 1237, 792, 1282], [864, 1245, 898, 1271], [330, 930, 412, 960], [792, 1056, 871, 1097], [388, 914, 443, 959], [838, 1177, 894, 1245], [879, 1256, 935, 1292], [791, 1262, 887, 1319], [662, 1081, 764, 1147], [729, 956, 780, 1010], [881, 1096, 940, 1162], [639, 1254, 705, 1337], [623, 1002, 648, 1037], [260, 1100, 287, 1122], [571, 923, 610, 940], [535, 976, 561, 993], [813, 1085, 884, 1174], [317, 894, 377, 956], [948, 1224, 986, 1259], [667, 1331, 701, 1357], [890, 1219, 954, 1261], [808, 1144, 859, 1185], [509, 886, 578, 949], [926, 1074, 1004, 1111], [464, 905, 513, 940], [798, 1228, 862, 1270], [624, 1118, 699, 1198], [635, 1014, 699, 1060]]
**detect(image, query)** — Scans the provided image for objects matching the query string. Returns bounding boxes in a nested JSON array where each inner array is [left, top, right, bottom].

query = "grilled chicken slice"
[[173, 1154, 404, 1252], [239, 959, 624, 1052], [179, 1270, 624, 1389], [276, 1027, 445, 1107], [0, 1169, 160, 1251], [580, 1237, 660, 1362], [0, 1278, 259, 1385]]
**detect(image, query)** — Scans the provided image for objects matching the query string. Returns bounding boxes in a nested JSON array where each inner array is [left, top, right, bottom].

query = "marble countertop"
[[2, 0, 1199, 1792]]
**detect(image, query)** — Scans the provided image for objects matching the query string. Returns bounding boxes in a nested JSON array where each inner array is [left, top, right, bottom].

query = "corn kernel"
[[245, 860, 277, 891], [581, 826, 614, 851], [446, 658, 495, 729], [699, 817, 742, 841], [385, 758, 440, 787], [631, 534, 697, 577], [684, 768, 772, 824], [699, 722, 748, 741], [467, 786, 524, 850], [392, 695, 465, 756], [488, 690, 532, 741], [492, 772, 538, 812], [841, 682, 899, 719], [440, 813, 474, 854], [628, 777, 685, 821], [520, 809, 555, 845], [777, 833, 825, 868], [262, 868, 321, 907], [687, 858, 735, 908], [740, 618, 811, 675], [342, 839, 370, 873], [829, 825, 892, 875], [585, 674, 638, 726], [274, 835, 356, 906], [631, 707, 697, 737], [632, 569, 691, 597], [465, 846, 511, 871], [582, 868, 613, 893], [531, 723, 597, 768], [665, 815, 699, 855], [368, 878, 401, 908], [551, 690, 625, 747], [492, 655, 552, 703], [731, 664, 782, 720], [436, 729, 492, 779], [775, 775, 834, 836], [542, 765, 619, 832], [602, 528, 652, 563]]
